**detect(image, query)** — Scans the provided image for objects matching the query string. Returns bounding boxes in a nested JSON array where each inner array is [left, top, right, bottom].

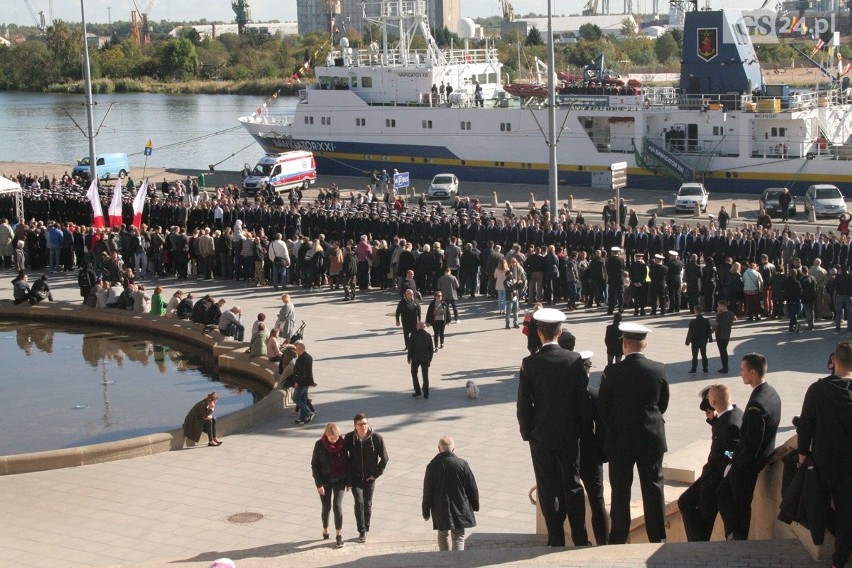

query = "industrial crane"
[[232, 0, 251, 35], [21, 0, 53, 33], [500, 0, 515, 22], [131, 0, 156, 44]]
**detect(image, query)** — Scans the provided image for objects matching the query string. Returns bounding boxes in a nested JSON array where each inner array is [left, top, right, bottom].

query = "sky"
[[2, 0, 757, 27]]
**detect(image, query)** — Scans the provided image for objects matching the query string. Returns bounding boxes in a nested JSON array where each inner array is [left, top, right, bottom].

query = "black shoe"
[[358, 532, 366, 543], [703, 368, 709, 373], [323, 532, 330, 540], [295, 419, 305, 425], [513, 323, 520, 328], [412, 392, 421, 398], [688, 369, 697, 374], [424, 392, 429, 399], [336, 535, 344, 548], [718, 368, 729, 373]]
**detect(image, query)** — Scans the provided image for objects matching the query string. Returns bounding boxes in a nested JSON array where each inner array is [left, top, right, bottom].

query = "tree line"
[[0, 18, 844, 92]]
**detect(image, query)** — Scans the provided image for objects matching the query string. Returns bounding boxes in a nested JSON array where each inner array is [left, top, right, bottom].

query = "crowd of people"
[[4, 173, 850, 564]]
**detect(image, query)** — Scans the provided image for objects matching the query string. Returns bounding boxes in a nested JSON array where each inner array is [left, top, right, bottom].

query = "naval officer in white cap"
[[517, 308, 590, 547], [598, 322, 669, 544]]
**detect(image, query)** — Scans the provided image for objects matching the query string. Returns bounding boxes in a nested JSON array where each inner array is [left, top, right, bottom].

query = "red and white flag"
[[86, 179, 105, 228], [108, 178, 123, 227], [132, 178, 148, 229], [811, 38, 825, 57]]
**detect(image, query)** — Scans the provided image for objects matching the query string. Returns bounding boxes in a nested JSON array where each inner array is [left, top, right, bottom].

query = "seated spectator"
[[218, 306, 244, 341], [277, 343, 299, 389], [207, 298, 226, 327], [249, 322, 269, 357], [105, 281, 125, 308], [95, 280, 111, 308], [267, 327, 284, 362], [132, 284, 151, 314], [191, 294, 213, 324], [151, 286, 166, 315], [12, 271, 30, 305], [176, 292, 195, 319], [252, 312, 267, 340], [166, 290, 183, 317], [29, 274, 54, 304]]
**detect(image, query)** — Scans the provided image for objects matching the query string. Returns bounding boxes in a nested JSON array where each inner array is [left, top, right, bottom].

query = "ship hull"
[[241, 124, 852, 195]]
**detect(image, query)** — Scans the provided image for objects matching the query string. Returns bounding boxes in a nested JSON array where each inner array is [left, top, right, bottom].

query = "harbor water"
[[0, 91, 296, 173]]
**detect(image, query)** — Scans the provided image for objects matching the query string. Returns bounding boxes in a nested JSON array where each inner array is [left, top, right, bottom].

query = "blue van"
[[72, 153, 130, 180]]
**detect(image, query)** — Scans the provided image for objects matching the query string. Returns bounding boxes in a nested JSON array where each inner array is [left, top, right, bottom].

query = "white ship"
[[239, 0, 852, 194]]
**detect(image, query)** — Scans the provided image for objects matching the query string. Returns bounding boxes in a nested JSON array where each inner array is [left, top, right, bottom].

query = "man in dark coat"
[[686, 305, 713, 374], [678, 384, 743, 541], [666, 250, 684, 313], [407, 321, 433, 398], [577, 352, 609, 546], [345, 413, 390, 543], [599, 322, 669, 544], [395, 287, 421, 349], [648, 254, 668, 316], [717, 352, 781, 540], [422, 436, 479, 551], [292, 341, 317, 425], [517, 308, 590, 547], [797, 341, 852, 568]]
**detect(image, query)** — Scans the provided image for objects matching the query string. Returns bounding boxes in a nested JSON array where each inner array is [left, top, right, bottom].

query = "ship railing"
[[343, 46, 496, 68], [244, 113, 294, 127]]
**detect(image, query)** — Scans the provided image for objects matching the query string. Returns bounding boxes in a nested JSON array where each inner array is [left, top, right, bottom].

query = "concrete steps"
[[126, 537, 823, 568]]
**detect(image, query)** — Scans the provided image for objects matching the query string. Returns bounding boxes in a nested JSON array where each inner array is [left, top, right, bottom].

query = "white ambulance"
[[242, 151, 317, 195]]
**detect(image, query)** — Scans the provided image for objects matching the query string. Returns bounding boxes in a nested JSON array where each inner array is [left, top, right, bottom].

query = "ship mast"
[[546, 0, 558, 206]]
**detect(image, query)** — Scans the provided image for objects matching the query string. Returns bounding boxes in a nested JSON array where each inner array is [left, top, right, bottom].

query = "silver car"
[[803, 184, 848, 217], [426, 173, 459, 200]]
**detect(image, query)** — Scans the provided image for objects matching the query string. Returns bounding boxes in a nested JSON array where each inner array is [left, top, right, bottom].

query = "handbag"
[[274, 256, 287, 267]]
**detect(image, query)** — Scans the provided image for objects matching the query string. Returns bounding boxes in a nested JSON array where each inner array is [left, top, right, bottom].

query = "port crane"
[[232, 0, 251, 35], [21, 0, 53, 33], [131, 0, 156, 44]]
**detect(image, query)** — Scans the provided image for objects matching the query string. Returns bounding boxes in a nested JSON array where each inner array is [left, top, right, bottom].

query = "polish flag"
[[86, 179, 105, 228], [132, 178, 148, 229], [108, 178, 124, 227]]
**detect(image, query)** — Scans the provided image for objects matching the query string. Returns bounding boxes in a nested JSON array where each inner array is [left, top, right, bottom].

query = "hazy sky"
[[3, 0, 754, 27]]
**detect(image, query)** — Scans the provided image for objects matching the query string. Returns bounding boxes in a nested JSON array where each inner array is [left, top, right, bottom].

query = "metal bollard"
[[657, 199, 664, 216], [809, 205, 817, 223], [528, 192, 536, 210], [694, 201, 701, 217], [731, 202, 738, 218], [492, 191, 499, 207], [568, 194, 575, 210]]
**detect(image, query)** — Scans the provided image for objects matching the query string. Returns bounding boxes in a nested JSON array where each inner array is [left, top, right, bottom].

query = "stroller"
[[284, 320, 306, 345]]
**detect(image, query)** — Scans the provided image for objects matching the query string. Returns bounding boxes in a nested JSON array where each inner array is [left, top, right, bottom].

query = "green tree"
[[578, 23, 603, 42], [669, 28, 683, 49], [654, 32, 679, 64], [158, 37, 199, 80], [46, 20, 83, 81], [97, 44, 133, 77], [179, 27, 203, 46], [621, 37, 656, 65], [621, 18, 637, 36], [525, 26, 543, 46], [0, 41, 55, 89]]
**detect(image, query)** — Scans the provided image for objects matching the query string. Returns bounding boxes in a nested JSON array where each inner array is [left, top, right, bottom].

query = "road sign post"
[[393, 171, 410, 196], [611, 161, 627, 228]]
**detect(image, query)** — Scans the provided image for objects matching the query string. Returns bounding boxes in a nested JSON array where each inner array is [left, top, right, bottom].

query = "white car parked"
[[426, 173, 459, 200], [803, 184, 848, 217], [674, 182, 709, 212]]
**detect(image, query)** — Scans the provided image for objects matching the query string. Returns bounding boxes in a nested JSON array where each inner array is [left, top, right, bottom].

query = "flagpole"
[[81, 0, 98, 182]]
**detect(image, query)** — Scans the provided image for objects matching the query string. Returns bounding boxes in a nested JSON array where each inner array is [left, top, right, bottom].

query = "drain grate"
[[227, 512, 264, 524]]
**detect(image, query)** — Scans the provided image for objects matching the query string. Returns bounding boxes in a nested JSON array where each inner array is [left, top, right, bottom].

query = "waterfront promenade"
[[0, 177, 836, 568]]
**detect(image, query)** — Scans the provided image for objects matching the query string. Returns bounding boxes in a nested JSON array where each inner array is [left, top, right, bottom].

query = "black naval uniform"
[[717, 381, 781, 540], [649, 261, 668, 315], [599, 352, 669, 544], [606, 254, 625, 314], [517, 343, 590, 547]]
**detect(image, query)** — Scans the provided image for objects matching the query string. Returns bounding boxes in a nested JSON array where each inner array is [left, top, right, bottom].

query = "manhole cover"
[[227, 512, 264, 524]]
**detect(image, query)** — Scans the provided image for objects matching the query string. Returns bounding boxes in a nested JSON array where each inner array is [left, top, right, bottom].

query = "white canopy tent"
[[0, 176, 25, 223]]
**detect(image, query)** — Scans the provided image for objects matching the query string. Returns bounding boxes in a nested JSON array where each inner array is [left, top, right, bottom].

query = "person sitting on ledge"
[[12, 271, 30, 305], [218, 305, 245, 341], [29, 274, 54, 305], [182, 391, 223, 447]]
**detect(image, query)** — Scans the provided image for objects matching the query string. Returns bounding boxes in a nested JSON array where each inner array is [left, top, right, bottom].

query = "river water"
[[0, 91, 296, 173]]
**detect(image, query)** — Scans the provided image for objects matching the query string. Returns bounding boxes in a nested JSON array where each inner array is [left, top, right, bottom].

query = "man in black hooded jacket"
[[344, 413, 390, 543]]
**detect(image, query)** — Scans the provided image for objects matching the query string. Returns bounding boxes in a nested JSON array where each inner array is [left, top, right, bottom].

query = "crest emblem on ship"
[[697, 28, 718, 61]]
